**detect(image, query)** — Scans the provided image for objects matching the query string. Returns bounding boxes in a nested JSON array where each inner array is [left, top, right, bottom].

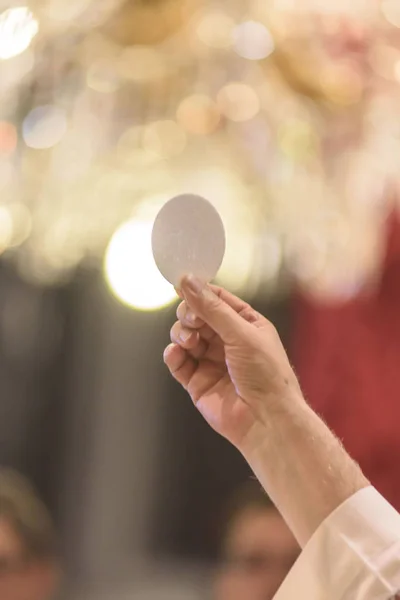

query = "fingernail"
[[179, 329, 192, 343], [186, 310, 197, 324], [184, 275, 204, 295], [163, 344, 174, 362]]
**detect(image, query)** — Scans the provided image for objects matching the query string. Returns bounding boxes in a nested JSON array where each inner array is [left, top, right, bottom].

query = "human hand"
[[163, 276, 302, 452]]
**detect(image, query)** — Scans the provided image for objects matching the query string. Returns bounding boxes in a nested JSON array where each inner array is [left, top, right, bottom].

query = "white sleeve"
[[274, 487, 400, 600]]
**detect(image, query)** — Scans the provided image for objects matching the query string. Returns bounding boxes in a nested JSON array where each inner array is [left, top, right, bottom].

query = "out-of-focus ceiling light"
[[217, 83, 260, 122], [176, 95, 220, 135], [23, 105, 67, 150], [104, 219, 177, 311], [233, 21, 274, 61], [0, 7, 39, 60]]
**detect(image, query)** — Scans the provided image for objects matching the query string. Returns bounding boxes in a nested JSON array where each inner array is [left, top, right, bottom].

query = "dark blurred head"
[[0, 469, 60, 600], [214, 481, 299, 600]]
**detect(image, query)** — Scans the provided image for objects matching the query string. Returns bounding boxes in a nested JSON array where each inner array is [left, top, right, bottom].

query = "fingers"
[[163, 344, 196, 389], [208, 286, 263, 325], [180, 276, 252, 345], [170, 321, 209, 359], [209, 284, 250, 314], [177, 295, 262, 335], [176, 301, 216, 342], [177, 285, 249, 321], [170, 320, 199, 349], [176, 301, 204, 329]]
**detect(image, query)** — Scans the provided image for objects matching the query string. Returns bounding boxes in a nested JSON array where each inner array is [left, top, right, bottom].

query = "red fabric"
[[292, 210, 400, 510]]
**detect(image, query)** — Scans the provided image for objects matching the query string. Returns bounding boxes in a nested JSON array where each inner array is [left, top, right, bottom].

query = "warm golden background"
[[2, 3, 400, 599], [2, 1, 400, 309]]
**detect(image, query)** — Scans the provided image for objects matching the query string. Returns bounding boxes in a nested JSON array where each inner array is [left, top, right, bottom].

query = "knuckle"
[[239, 306, 258, 323]]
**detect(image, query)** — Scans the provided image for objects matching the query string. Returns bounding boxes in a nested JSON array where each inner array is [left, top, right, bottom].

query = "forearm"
[[241, 396, 369, 548]]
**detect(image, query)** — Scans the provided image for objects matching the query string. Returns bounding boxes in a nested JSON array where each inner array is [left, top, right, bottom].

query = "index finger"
[[209, 284, 250, 314], [176, 283, 250, 315]]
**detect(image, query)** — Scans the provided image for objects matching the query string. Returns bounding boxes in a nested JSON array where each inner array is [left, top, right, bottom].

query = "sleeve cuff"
[[273, 486, 400, 600]]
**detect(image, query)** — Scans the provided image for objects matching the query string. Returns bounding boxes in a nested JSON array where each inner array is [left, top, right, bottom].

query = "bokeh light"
[[195, 10, 235, 49], [176, 95, 220, 135], [0, 7, 39, 60], [23, 105, 68, 150], [217, 83, 260, 122], [0, 0, 397, 299], [104, 219, 177, 311], [233, 21, 275, 61]]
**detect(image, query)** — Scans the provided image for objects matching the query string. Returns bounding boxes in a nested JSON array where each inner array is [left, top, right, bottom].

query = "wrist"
[[238, 390, 305, 462], [238, 396, 369, 546]]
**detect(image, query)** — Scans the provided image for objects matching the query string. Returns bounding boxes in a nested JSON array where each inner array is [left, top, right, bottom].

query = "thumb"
[[181, 275, 249, 344]]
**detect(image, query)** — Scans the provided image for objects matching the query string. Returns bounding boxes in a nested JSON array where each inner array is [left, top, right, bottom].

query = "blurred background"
[[1, 0, 400, 598]]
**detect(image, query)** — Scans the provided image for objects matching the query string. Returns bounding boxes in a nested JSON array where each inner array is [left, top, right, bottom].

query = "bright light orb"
[[217, 83, 260, 122], [176, 94, 220, 135], [104, 220, 177, 311], [233, 21, 274, 61], [23, 105, 67, 150], [0, 7, 39, 60]]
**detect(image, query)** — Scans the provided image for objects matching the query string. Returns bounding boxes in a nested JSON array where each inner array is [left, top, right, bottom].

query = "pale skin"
[[164, 276, 369, 547]]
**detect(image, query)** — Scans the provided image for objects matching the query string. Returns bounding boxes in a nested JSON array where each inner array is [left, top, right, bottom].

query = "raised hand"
[[163, 276, 301, 451]]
